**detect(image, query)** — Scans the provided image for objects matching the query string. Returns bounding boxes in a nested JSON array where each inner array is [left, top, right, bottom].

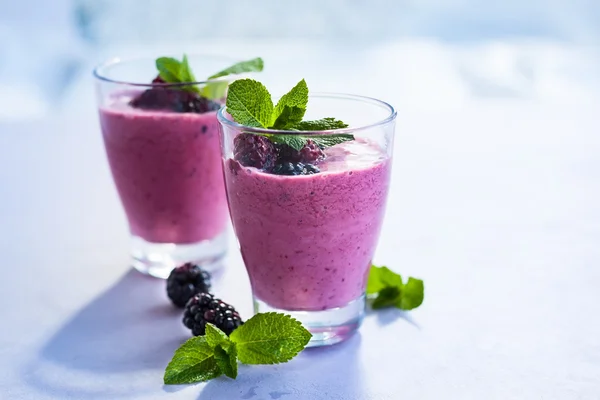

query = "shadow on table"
[[194, 334, 364, 400], [368, 306, 421, 329], [24, 268, 187, 398]]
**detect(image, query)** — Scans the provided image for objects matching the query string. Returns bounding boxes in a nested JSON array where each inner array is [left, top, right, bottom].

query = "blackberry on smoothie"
[[218, 79, 396, 346]]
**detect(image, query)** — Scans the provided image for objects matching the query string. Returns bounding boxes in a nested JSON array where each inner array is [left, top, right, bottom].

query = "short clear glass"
[[94, 55, 238, 278], [218, 94, 396, 346]]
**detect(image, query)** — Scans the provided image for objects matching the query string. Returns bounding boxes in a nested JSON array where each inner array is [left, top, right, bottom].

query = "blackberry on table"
[[233, 134, 277, 170], [166, 263, 212, 308], [183, 293, 244, 336]]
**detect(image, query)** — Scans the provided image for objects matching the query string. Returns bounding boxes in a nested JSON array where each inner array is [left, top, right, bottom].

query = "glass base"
[[130, 230, 227, 279], [253, 294, 365, 347]]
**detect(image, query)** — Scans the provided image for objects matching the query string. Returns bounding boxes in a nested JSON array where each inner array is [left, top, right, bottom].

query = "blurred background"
[[1, 0, 599, 121]]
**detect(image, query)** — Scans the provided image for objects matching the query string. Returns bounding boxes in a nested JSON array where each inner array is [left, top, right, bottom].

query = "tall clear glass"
[[218, 94, 396, 346], [94, 55, 237, 278]]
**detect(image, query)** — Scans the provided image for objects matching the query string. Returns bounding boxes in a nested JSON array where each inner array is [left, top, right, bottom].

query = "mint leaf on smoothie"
[[265, 133, 354, 151], [179, 54, 197, 85], [226, 79, 274, 128], [155, 57, 182, 83], [230, 312, 312, 365], [291, 117, 349, 131], [226, 78, 354, 152], [155, 55, 264, 98], [164, 312, 311, 385], [155, 55, 200, 94], [367, 265, 424, 311], [208, 57, 264, 80], [203, 57, 265, 100], [271, 79, 309, 128]]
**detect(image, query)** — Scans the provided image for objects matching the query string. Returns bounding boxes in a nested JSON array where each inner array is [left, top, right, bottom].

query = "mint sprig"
[[163, 336, 222, 384], [230, 312, 312, 364], [155, 55, 264, 99], [271, 79, 308, 128], [226, 78, 353, 151], [164, 313, 311, 385], [291, 118, 349, 131], [367, 265, 425, 310], [225, 79, 274, 128], [208, 57, 264, 80]]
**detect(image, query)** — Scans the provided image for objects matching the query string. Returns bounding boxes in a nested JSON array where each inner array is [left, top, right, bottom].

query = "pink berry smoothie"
[[224, 140, 391, 311], [99, 92, 228, 244]]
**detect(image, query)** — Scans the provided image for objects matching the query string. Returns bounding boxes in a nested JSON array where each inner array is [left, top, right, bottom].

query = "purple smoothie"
[[99, 92, 228, 244], [224, 140, 391, 311]]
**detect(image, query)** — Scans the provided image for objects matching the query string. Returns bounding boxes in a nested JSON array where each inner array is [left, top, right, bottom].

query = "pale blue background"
[[1, 0, 599, 119]]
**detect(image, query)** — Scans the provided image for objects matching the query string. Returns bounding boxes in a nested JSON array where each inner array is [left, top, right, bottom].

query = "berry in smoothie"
[[130, 87, 221, 114], [276, 140, 325, 164], [270, 162, 320, 176], [233, 134, 277, 170]]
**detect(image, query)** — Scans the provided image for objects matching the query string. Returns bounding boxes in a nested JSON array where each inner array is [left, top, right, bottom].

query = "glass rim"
[[93, 54, 241, 87], [217, 93, 397, 135]]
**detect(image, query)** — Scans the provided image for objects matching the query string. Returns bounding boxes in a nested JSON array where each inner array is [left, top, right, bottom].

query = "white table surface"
[[1, 40, 599, 399]]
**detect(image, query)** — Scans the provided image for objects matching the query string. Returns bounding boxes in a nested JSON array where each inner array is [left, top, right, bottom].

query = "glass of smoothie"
[[94, 55, 261, 278], [218, 91, 396, 346]]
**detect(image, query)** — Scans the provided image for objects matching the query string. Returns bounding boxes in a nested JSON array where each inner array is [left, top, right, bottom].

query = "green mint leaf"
[[156, 57, 182, 83], [271, 79, 308, 127], [179, 55, 197, 83], [205, 323, 230, 348], [397, 277, 425, 310], [290, 117, 349, 131], [272, 106, 306, 129], [226, 79, 274, 128], [310, 134, 354, 149], [155, 54, 200, 94], [261, 133, 354, 152], [367, 265, 425, 311], [214, 342, 238, 379], [367, 266, 403, 295], [201, 81, 229, 101], [261, 134, 306, 151], [371, 286, 401, 309], [163, 336, 222, 384], [230, 312, 311, 365], [202, 57, 264, 100], [208, 57, 264, 80]]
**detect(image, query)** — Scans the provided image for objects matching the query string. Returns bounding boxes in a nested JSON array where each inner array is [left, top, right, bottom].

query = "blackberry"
[[271, 162, 320, 176], [233, 134, 277, 169], [183, 293, 243, 336], [152, 75, 165, 84], [130, 88, 221, 114], [277, 140, 325, 164], [303, 164, 320, 174], [166, 263, 212, 308]]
